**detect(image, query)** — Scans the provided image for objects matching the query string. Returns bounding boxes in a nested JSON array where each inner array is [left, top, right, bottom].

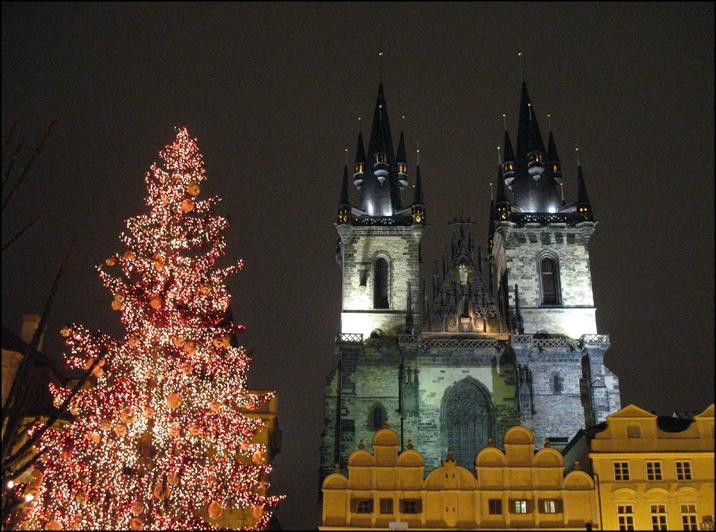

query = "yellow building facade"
[[563, 404, 715, 531], [322, 423, 598, 529]]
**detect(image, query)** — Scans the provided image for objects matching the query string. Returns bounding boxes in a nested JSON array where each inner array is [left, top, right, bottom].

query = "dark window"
[[681, 504, 698, 530], [552, 373, 563, 394], [676, 461, 692, 480], [374, 257, 389, 309], [627, 425, 641, 438], [400, 499, 422, 514], [647, 461, 662, 481], [614, 461, 630, 481], [351, 498, 373, 513], [617, 505, 635, 531], [540, 257, 559, 305], [488, 499, 502, 515], [370, 405, 385, 430], [650, 504, 667, 531], [380, 499, 393, 514]]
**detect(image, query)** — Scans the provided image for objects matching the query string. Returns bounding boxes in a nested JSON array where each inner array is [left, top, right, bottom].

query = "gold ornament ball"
[[212, 337, 224, 348], [87, 432, 101, 444], [189, 424, 202, 436], [60, 326, 70, 337], [208, 501, 223, 520], [173, 336, 186, 348], [252, 450, 264, 464], [45, 520, 62, 531], [143, 406, 155, 418], [123, 250, 135, 261], [168, 425, 180, 437], [28, 469, 44, 488], [166, 393, 182, 409], [187, 182, 201, 196], [167, 472, 180, 486], [210, 401, 221, 412], [111, 300, 123, 311], [100, 419, 112, 431], [183, 341, 196, 355], [150, 296, 162, 309], [105, 257, 116, 266], [259, 480, 270, 490], [121, 407, 136, 424], [128, 336, 139, 347], [114, 423, 127, 437], [200, 282, 212, 294], [181, 198, 194, 212], [181, 364, 193, 375], [75, 491, 87, 505], [153, 482, 170, 500], [131, 501, 144, 516], [114, 293, 125, 302], [252, 505, 264, 519], [129, 517, 144, 531]]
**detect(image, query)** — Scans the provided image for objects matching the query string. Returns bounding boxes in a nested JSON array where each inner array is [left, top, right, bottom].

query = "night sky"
[[2, 3, 713, 529]]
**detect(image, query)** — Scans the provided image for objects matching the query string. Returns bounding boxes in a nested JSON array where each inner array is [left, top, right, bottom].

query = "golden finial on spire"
[[576, 147, 581, 165], [344, 148, 348, 166], [489, 182, 494, 201], [358, 116, 362, 133], [416, 141, 420, 166], [497, 145, 502, 165], [548, 113, 552, 131], [502, 113, 507, 131], [379, 50, 384, 82], [518, 51, 524, 81]]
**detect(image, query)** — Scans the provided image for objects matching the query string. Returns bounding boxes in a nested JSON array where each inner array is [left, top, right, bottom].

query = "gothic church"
[[319, 76, 621, 484]]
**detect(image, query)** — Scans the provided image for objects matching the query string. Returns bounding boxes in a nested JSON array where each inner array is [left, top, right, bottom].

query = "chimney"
[[21, 315, 43, 352]]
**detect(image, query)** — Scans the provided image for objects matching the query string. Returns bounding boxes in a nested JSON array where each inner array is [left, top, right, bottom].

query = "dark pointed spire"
[[575, 149, 593, 220], [503, 123, 516, 187], [528, 103, 547, 157], [495, 162, 510, 222], [358, 81, 402, 216], [338, 152, 351, 224], [547, 126, 562, 184], [396, 130, 408, 187], [411, 147, 425, 224], [353, 129, 365, 188]]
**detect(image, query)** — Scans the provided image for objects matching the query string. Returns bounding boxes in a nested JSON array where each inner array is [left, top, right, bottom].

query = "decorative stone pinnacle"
[[358, 439, 365, 450], [334, 463, 340, 474], [544, 438, 551, 448], [407, 439, 414, 450]]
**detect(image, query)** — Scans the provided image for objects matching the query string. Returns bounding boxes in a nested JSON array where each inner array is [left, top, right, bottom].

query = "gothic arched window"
[[369, 404, 386, 430], [374, 257, 389, 309], [539, 255, 561, 305], [441, 378, 493, 472]]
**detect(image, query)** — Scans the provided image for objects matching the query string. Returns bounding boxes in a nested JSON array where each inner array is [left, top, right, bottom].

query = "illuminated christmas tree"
[[14, 128, 282, 530]]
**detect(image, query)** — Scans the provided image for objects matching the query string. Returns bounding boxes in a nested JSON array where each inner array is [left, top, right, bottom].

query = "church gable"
[[426, 219, 506, 334]]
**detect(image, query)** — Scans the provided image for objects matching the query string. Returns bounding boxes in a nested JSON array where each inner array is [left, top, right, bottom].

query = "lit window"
[[627, 425, 641, 438], [646, 461, 662, 481], [614, 461, 630, 481], [488, 499, 502, 515], [513, 500, 528, 514], [680, 503, 698, 530], [676, 461, 692, 480], [540, 499, 560, 514], [650, 504, 667, 531], [352, 498, 373, 513], [617, 504, 635, 531], [380, 498, 393, 514], [400, 499, 422, 514]]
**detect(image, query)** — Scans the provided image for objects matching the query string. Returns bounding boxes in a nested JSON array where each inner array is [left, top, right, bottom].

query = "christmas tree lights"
[[13, 128, 283, 530]]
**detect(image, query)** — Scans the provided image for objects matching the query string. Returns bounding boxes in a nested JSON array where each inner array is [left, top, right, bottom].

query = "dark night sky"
[[2, 3, 713, 529]]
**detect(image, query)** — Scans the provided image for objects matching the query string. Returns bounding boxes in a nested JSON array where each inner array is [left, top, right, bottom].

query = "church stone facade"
[[320, 77, 621, 486]]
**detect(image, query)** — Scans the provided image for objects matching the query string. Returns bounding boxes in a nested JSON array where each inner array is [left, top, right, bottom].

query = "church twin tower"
[[321, 75, 621, 484]]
